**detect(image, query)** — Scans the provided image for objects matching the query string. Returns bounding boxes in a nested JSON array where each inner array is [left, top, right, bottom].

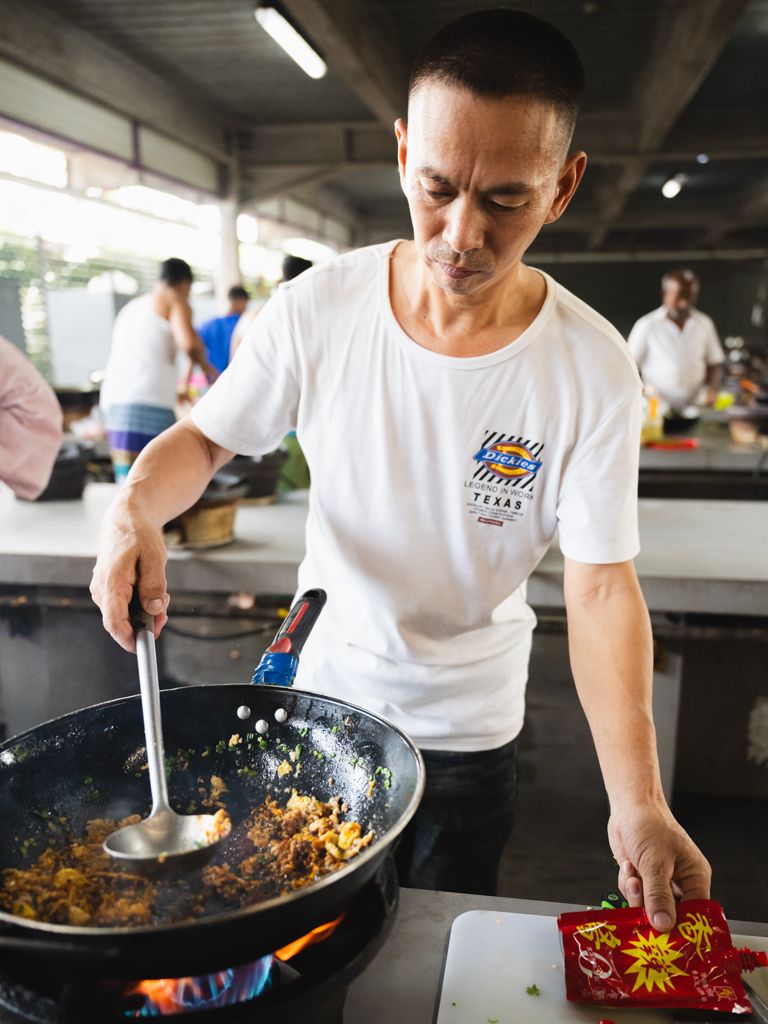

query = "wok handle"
[[251, 588, 326, 687]]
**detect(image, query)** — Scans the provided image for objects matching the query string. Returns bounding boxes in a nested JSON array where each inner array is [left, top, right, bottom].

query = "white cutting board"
[[435, 911, 768, 1024]]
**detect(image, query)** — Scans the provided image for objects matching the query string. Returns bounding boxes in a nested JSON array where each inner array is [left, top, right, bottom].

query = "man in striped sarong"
[[101, 258, 216, 481]]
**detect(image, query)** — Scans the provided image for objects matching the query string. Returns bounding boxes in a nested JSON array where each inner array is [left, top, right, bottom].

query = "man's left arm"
[[563, 556, 711, 930]]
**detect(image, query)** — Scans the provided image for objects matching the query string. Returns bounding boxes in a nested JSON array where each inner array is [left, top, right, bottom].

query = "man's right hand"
[[90, 502, 170, 653]]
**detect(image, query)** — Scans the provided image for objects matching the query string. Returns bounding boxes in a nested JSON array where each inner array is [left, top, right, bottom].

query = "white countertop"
[[345, 888, 768, 1024], [1, 484, 766, 614]]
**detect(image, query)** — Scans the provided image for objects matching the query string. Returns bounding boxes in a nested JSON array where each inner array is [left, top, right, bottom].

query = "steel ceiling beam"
[[237, 105, 767, 175], [280, 0, 409, 125], [586, 0, 751, 250], [0, 0, 231, 161], [237, 104, 768, 211]]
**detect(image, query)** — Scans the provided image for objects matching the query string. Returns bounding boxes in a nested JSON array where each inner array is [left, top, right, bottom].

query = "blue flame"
[[125, 955, 275, 1017]]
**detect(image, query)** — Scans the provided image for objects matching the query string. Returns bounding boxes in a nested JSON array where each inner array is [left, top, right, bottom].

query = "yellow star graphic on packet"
[[621, 930, 689, 994]]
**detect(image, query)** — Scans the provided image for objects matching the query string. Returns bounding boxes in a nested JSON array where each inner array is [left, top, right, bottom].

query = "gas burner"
[[0, 858, 397, 1024]]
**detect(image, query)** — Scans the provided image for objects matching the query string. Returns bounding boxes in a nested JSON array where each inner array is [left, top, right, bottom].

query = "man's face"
[[395, 82, 585, 296], [662, 278, 698, 321], [230, 297, 248, 316]]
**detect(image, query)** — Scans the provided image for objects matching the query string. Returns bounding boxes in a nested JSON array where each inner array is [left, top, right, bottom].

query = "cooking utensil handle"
[[129, 592, 154, 633], [251, 588, 326, 686], [129, 592, 171, 815]]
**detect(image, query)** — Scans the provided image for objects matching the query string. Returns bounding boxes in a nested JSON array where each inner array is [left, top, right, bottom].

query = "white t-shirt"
[[627, 306, 724, 411], [192, 242, 642, 751], [101, 294, 178, 411]]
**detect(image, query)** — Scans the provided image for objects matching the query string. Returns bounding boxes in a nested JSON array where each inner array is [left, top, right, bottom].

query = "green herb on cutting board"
[[526, 983, 541, 996]]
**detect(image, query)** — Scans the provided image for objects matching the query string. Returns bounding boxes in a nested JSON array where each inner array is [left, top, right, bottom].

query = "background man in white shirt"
[[91, 10, 710, 925], [628, 269, 725, 412]]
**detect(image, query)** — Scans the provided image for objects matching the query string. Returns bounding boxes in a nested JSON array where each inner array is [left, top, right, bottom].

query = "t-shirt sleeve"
[[556, 389, 641, 564], [190, 289, 299, 455]]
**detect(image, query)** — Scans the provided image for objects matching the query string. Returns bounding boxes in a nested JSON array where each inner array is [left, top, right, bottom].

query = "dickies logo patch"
[[465, 430, 544, 527], [473, 441, 542, 481]]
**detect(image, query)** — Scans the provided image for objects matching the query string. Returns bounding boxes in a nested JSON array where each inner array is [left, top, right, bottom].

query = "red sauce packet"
[[557, 899, 766, 1015]]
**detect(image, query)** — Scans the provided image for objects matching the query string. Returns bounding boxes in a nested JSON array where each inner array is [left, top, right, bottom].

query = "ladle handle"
[[129, 592, 171, 816], [129, 593, 154, 633]]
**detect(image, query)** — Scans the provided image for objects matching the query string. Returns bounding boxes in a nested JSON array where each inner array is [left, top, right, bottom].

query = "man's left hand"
[[608, 803, 711, 931]]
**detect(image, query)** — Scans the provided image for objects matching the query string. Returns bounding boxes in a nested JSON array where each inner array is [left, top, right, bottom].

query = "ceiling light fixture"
[[661, 173, 687, 199], [255, 6, 327, 79]]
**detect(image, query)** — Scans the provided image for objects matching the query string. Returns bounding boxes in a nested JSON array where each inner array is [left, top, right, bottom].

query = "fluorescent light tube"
[[255, 7, 327, 79]]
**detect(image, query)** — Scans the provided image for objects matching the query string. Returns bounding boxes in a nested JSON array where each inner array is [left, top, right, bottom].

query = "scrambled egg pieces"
[[0, 792, 371, 928]]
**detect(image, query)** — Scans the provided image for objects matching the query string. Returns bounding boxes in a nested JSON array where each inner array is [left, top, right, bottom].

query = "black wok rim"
[[0, 685, 426, 939]]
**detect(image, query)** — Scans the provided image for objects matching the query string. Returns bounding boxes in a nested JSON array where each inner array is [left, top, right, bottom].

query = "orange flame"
[[125, 913, 345, 1014], [127, 973, 232, 1015], [274, 911, 346, 961]]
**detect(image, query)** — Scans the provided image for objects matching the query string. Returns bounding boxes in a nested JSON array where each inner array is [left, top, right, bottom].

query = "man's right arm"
[[169, 299, 218, 382], [90, 418, 233, 652]]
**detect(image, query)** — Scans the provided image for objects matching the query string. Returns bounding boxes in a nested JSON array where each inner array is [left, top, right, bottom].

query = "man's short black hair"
[[409, 9, 585, 145], [282, 255, 313, 282], [228, 285, 249, 302], [159, 257, 193, 286]]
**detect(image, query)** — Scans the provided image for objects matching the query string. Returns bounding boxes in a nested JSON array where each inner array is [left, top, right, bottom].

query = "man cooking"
[[628, 269, 725, 411], [91, 9, 710, 927]]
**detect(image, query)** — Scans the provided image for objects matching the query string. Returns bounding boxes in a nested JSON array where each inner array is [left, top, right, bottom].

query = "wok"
[[0, 598, 424, 980]]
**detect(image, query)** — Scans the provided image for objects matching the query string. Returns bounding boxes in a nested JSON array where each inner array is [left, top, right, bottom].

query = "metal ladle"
[[104, 598, 229, 868]]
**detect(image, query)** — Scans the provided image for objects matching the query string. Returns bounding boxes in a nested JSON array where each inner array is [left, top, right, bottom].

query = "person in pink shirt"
[[0, 335, 62, 499]]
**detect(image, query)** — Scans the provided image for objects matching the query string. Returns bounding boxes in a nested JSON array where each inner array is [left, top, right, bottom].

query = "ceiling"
[[6, 0, 768, 257]]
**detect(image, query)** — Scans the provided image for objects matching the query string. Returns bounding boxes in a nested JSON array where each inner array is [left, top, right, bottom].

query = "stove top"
[[0, 858, 397, 1023]]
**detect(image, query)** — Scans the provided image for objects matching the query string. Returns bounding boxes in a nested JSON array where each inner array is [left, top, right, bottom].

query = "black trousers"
[[394, 738, 518, 896]]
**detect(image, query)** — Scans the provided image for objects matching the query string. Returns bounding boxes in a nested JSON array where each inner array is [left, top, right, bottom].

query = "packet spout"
[[738, 948, 768, 972]]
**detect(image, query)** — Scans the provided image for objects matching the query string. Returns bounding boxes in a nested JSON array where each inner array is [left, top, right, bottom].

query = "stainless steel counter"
[[345, 888, 768, 1024], [637, 428, 768, 500], [639, 435, 765, 473], [1, 484, 766, 616]]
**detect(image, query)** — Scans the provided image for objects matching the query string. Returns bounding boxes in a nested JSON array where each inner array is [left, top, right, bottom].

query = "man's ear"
[[543, 151, 587, 225], [394, 118, 408, 188]]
